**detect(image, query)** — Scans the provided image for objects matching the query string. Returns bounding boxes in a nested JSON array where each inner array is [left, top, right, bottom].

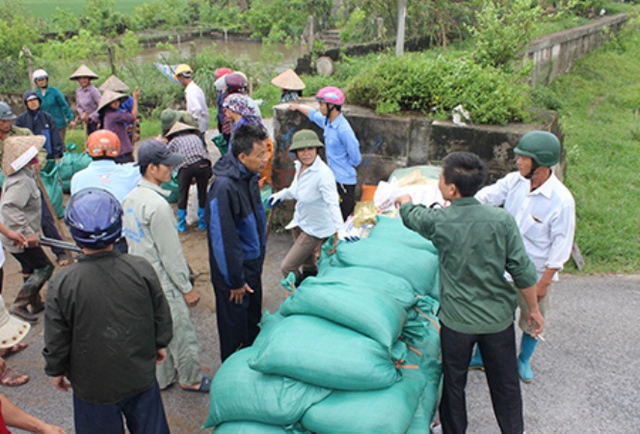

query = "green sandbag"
[[301, 350, 427, 434], [58, 151, 92, 193], [406, 373, 443, 434], [279, 278, 407, 348], [161, 170, 179, 203], [322, 237, 439, 297], [40, 160, 65, 218], [212, 133, 228, 156], [213, 421, 309, 434], [403, 296, 442, 361], [249, 315, 405, 391], [203, 347, 331, 428], [316, 266, 417, 310], [370, 215, 439, 254]]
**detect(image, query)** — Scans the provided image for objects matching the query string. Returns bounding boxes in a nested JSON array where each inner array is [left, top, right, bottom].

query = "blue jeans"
[[73, 382, 169, 434]]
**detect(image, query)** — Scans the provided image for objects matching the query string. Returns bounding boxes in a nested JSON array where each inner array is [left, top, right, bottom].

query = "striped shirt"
[[168, 134, 210, 170]]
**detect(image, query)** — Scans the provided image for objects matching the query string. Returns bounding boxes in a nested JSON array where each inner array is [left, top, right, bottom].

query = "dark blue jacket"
[[206, 152, 266, 290], [16, 90, 64, 159]]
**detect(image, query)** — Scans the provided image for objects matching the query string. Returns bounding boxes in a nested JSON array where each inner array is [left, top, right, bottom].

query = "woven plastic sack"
[[40, 160, 65, 218], [58, 151, 92, 193], [322, 236, 439, 297], [203, 346, 331, 428], [369, 215, 439, 253], [300, 349, 427, 434], [403, 296, 442, 361], [279, 278, 407, 348], [249, 315, 405, 391], [405, 361, 443, 434], [214, 421, 309, 434], [212, 133, 228, 155], [161, 170, 179, 203], [316, 266, 417, 310]]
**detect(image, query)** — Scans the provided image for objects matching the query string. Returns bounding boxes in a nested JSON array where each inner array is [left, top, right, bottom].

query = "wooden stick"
[[35, 172, 76, 264]]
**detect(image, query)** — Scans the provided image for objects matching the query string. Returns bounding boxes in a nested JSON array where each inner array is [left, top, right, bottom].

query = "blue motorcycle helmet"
[[65, 188, 123, 250]]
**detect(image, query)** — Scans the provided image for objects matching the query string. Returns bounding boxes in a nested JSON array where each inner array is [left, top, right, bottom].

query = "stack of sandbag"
[[205, 216, 442, 433]]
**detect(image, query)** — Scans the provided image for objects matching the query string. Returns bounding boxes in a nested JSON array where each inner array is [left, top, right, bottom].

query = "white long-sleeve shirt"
[[476, 171, 575, 280], [184, 81, 209, 133], [279, 156, 344, 239]]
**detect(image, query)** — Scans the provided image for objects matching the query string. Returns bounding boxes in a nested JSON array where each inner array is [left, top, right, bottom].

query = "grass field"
[[23, 0, 149, 18], [550, 25, 640, 273]]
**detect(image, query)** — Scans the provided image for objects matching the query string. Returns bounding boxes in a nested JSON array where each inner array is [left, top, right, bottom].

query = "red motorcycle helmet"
[[86, 130, 121, 158]]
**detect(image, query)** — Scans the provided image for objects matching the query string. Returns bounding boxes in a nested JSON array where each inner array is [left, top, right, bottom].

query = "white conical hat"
[[271, 69, 306, 90], [99, 75, 129, 92], [69, 65, 99, 80], [2, 135, 46, 176], [166, 121, 199, 138], [97, 90, 128, 113]]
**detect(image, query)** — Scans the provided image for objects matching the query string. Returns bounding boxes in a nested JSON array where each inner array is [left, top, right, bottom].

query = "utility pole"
[[396, 0, 407, 56]]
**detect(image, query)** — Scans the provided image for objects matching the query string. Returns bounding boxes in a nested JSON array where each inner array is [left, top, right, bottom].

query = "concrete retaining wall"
[[272, 100, 563, 191], [526, 13, 627, 85]]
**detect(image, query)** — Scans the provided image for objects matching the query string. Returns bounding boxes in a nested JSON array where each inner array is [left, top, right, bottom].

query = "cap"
[[137, 139, 184, 167]]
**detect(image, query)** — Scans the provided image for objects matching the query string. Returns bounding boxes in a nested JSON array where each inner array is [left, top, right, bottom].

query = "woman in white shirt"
[[268, 130, 343, 285]]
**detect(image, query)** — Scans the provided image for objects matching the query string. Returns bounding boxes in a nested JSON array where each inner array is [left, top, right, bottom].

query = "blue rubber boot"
[[197, 207, 207, 230], [177, 209, 187, 233], [518, 333, 538, 383], [469, 345, 484, 371]]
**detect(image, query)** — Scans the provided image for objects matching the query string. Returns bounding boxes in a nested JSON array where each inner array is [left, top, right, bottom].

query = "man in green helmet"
[[469, 130, 575, 383]]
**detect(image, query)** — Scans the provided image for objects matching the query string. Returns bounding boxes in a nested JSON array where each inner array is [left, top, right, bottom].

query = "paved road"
[[2, 232, 639, 433]]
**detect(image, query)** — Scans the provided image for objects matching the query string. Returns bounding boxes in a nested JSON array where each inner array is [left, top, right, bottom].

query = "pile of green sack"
[[205, 216, 443, 433]]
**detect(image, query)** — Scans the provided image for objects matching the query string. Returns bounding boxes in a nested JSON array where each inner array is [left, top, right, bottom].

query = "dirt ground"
[[0, 198, 291, 433]]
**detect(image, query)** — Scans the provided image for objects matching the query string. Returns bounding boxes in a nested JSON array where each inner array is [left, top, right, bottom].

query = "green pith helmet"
[[289, 129, 324, 152], [0, 102, 16, 121], [514, 131, 561, 167]]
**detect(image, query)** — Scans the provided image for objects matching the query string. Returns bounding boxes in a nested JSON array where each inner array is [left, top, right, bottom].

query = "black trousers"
[[336, 182, 356, 220], [40, 192, 65, 259], [440, 323, 523, 434], [11, 247, 53, 275], [177, 160, 211, 210], [213, 258, 263, 362]]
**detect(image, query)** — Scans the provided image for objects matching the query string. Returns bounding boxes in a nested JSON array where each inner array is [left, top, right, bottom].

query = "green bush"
[[345, 53, 531, 125], [467, 0, 542, 72]]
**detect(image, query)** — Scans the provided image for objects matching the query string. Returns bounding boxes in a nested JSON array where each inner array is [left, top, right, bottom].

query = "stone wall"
[[525, 13, 628, 85]]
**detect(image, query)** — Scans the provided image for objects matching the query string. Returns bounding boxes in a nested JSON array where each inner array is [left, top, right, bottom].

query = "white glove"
[[267, 190, 286, 207]]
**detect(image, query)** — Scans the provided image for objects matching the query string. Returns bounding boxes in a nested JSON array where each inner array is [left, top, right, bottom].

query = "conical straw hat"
[[2, 135, 46, 176], [166, 121, 198, 138], [99, 75, 129, 92], [69, 65, 99, 80], [97, 90, 129, 113], [271, 69, 306, 90]]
